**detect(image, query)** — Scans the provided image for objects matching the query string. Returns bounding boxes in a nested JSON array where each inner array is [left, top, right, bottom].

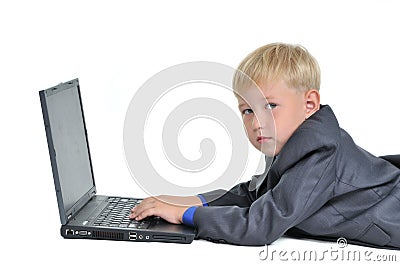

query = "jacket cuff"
[[197, 194, 209, 206], [182, 206, 198, 227]]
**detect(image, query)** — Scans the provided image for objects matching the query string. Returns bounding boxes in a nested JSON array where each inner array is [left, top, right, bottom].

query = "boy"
[[129, 43, 400, 249]]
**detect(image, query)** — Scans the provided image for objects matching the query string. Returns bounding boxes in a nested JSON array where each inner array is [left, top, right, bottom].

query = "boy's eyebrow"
[[265, 95, 275, 100], [238, 103, 246, 108], [238, 96, 275, 108]]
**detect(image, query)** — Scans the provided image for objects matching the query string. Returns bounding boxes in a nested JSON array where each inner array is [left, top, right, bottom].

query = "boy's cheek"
[[243, 124, 254, 137]]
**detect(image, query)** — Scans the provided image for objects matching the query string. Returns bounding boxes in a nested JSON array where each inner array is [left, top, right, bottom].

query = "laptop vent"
[[92, 230, 124, 240]]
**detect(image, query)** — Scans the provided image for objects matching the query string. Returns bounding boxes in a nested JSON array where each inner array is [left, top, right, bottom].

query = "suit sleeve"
[[198, 180, 256, 208], [192, 140, 337, 246]]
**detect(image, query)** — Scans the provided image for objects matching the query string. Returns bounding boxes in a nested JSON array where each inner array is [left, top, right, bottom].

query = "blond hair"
[[233, 43, 320, 93]]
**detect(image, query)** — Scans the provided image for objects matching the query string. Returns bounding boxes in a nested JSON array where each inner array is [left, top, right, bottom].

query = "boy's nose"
[[252, 111, 273, 132], [252, 114, 262, 129], [252, 111, 265, 129]]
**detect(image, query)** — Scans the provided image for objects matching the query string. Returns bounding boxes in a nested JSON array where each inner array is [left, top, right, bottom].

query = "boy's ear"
[[305, 89, 320, 119]]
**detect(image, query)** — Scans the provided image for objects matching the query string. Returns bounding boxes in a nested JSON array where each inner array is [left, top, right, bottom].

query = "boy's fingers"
[[130, 197, 155, 212], [135, 207, 156, 220], [129, 198, 161, 219]]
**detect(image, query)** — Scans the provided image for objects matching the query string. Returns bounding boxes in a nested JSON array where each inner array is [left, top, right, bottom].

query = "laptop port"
[[78, 230, 88, 236], [66, 229, 74, 236], [129, 232, 137, 241]]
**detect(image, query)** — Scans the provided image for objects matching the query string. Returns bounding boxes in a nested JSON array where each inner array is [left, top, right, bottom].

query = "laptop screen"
[[40, 80, 95, 223]]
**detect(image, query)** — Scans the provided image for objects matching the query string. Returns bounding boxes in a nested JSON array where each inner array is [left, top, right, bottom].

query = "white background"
[[1, 0, 399, 265]]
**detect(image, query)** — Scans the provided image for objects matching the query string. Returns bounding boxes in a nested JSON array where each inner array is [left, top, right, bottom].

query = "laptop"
[[39, 78, 196, 243]]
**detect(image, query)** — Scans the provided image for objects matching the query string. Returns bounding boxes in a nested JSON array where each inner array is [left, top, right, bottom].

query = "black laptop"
[[39, 78, 196, 243]]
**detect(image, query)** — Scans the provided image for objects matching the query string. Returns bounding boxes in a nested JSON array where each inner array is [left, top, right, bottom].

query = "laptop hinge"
[[65, 187, 96, 224]]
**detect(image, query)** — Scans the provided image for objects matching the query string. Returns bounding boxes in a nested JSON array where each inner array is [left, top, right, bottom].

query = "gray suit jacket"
[[194, 105, 400, 249]]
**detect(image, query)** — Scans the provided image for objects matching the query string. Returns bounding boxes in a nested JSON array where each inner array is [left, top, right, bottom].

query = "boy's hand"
[[129, 195, 202, 224]]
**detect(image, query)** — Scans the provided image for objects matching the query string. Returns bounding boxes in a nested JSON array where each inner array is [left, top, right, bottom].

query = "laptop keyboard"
[[93, 197, 154, 229]]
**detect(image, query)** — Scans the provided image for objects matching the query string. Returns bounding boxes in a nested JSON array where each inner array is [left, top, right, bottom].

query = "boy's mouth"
[[257, 136, 272, 143]]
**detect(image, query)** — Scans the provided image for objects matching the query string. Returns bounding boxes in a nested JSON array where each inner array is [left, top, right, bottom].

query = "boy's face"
[[237, 79, 319, 156]]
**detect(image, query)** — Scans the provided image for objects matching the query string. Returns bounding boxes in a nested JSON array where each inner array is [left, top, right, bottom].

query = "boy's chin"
[[258, 144, 277, 157], [262, 150, 277, 157]]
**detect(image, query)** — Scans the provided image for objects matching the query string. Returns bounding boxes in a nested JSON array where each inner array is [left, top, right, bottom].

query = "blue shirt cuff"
[[182, 206, 198, 227], [197, 194, 209, 206]]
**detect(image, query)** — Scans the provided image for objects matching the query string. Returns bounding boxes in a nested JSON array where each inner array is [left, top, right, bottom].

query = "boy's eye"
[[242, 109, 253, 115], [266, 103, 277, 110]]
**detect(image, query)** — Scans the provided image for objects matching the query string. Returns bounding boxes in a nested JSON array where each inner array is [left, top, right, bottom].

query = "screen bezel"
[[39, 79, 97, 225]]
